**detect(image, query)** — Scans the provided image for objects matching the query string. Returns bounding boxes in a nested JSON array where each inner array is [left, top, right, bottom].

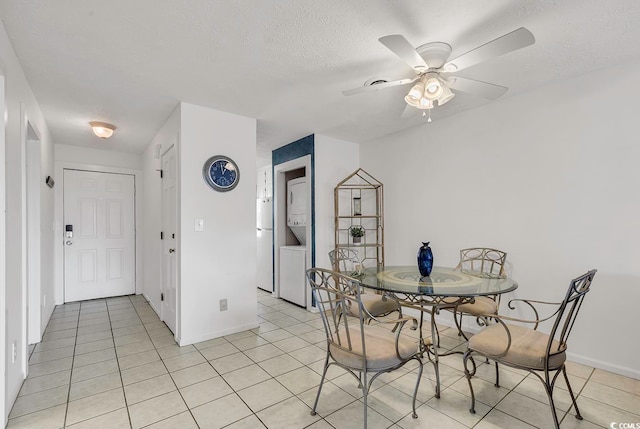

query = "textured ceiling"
[[1, 1, 639, 164]]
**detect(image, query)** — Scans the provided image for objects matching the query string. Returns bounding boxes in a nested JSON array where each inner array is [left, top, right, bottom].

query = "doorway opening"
[[273, 155, 314, 310], [160, 144, 178, 336], [62, 169, 136, 302], [25, 121, 42, 348]]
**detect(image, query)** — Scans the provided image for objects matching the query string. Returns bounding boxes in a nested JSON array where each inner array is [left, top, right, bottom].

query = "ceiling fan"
[[343, 27, 535, 120]]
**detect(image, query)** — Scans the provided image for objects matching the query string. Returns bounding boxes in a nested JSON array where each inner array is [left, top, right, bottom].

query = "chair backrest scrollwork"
[[328, 248, 363, 275], [547, 269, 597, 357], [457, 247, 507, 278], [306, 267, 367, 362]]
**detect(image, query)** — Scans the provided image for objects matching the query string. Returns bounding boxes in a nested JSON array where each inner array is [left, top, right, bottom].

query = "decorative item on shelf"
[[352, 197, 362, 216], [417, 242, 434, 277], [349, 225, 365, 244]]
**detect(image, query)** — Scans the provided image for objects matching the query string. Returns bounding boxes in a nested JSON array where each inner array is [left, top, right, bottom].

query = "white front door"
[[63, 169, 135, 302], [161, 145, 177, 334]]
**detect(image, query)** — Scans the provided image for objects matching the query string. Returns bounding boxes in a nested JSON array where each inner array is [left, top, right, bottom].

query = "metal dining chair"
[[450, 248, 508, 340], [328, 248, 400, 321], [307, 267, 423, 429], [462, 269, 597, 429]]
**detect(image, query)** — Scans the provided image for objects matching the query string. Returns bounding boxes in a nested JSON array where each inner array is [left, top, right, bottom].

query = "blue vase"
[[417, 242, 434, 277]]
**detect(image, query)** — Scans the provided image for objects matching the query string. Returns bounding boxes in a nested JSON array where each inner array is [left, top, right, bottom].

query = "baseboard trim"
[[566, 352, 640, 380], [143, 293, 160, 317], [178, 322, 259, 347]]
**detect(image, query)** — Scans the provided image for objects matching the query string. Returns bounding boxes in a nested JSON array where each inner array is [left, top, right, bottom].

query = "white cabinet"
[[279, 246, 306, 307]]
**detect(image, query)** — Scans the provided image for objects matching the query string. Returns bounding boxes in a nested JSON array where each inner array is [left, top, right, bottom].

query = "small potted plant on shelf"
[[349, 225, 365, 244]]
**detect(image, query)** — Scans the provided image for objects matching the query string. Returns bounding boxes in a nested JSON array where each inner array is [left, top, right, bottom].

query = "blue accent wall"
[[272, 135, 315, 303], [272, 135, 314, 166]]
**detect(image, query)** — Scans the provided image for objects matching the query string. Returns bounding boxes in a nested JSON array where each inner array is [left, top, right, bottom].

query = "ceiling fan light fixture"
[[407, 82, 425, 100], [404, 94, 419, 106], [437, 84, 455, 106], [419, 98, 434, 109], [423, 75, 444, 100], [404, 94, 431, 109], [89, 121, 116, 139]]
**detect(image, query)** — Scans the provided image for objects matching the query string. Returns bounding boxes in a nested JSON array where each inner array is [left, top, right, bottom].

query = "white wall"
[[55, 143, 142, 170], [178, 103, 257, 345], [314, 135, 360, 270], [360, 59, 640, 378], [0, 20, 56, 423], [141, 107, 180, 315]]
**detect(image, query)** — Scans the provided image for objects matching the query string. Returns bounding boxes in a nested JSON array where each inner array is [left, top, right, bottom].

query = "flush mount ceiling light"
[[89, 121, 116, 139]]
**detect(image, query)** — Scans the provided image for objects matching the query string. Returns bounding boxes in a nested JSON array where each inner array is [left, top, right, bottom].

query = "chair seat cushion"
[[360, 294, 399, 316], [455, 296, 498, 316], [330, 324, 418, 371], [468, 324, 566, 370]]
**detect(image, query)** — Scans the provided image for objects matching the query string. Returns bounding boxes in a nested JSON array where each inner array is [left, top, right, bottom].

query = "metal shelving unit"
[[334, 169, 384, 269]]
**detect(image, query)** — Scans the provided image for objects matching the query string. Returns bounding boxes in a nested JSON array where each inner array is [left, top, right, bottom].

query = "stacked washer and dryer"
[[279, 177, 307, 307]]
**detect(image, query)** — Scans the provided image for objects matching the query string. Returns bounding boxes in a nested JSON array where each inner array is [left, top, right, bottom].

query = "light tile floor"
[[7, 290, 640, 428]]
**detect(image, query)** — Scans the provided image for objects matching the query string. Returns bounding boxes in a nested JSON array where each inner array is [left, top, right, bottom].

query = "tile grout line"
[[60, 298, 130, 427], [7, 305, 79, 423], [108, 296, 135, 429], [130, 294, 204, 429], [191, 330, 273, 428], [62, 301, 82, 428], [249, 314, 364, 427], [14, 291, 639, 429]]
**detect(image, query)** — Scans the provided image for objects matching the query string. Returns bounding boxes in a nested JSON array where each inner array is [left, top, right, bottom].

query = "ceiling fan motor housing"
[[415, 42, 452, 69]]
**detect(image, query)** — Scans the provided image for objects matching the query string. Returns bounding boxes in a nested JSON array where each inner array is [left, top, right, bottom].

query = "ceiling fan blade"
[[449, 77, 508, 99], [444, 27, 535, 72], [342, 77, 417, 96], [379, 35, 430, 71], [401, 103, 417, 118]]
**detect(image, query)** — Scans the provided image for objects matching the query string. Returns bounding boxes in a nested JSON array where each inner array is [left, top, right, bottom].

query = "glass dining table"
[[355, 265, 518, 397]]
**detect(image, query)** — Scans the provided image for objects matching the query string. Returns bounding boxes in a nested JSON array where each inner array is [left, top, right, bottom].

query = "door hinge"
[[172, 233, 175, 239], [161, 293, 164, 301], [160, 231, 164, 240], [159, 169, 163, 178]]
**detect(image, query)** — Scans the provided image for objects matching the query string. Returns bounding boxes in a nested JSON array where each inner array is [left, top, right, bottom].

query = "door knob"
[[169, 248, 175, 253], [65, 240, 73, 246]]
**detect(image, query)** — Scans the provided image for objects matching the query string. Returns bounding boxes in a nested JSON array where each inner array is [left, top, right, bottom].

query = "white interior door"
[[161, 145, 177, 334], [63, 169, 135, 302]]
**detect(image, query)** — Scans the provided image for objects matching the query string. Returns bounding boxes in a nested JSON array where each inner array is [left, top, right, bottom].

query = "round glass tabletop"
[[357, 266, 518, 297]]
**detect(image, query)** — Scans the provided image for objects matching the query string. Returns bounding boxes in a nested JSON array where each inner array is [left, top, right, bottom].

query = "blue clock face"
[[203, 156, 240, 191]]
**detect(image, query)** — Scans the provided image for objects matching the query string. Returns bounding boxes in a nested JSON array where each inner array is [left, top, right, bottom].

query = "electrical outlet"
[[219, 299, 228, 312], [12, 341, 17, 363]]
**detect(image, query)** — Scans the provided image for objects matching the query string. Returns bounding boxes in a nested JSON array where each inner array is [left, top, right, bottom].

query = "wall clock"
[[202, 155, 240, 192]]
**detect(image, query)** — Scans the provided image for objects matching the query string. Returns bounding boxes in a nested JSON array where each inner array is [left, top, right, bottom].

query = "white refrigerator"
[[256, 198, 273, 292]]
